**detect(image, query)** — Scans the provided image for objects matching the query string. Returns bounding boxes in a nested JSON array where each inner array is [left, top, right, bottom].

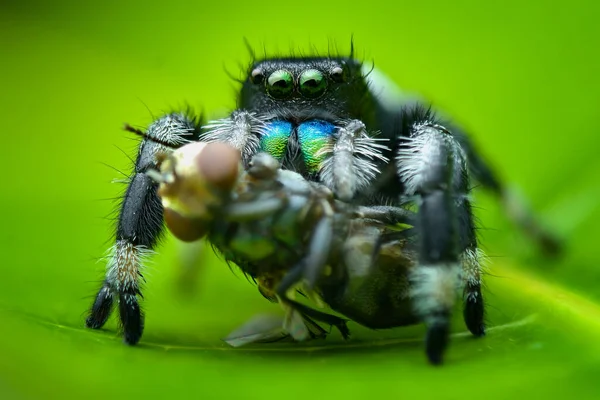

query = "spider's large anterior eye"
[[299, 69, 327, 98], [266, 69, 294, 98]]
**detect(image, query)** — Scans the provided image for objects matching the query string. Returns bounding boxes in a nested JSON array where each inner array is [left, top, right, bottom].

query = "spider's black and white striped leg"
[[201, 110, 265, 166], [86, 112, 200, 344], [319, 119, 389, 201], [460, 246, 486, 337], [456, 133, 561, 255], [456, 188, 487, 337], [397, 122, 470, 365]]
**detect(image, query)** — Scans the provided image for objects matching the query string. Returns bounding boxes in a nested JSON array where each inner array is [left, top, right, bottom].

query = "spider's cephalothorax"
[[86, 52, 560, 364], [240, 58, 373, 120], [203, 57, 394, 201]]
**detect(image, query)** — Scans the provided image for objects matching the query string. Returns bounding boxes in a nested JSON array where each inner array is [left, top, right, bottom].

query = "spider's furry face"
[[239, 57, 373, 123]]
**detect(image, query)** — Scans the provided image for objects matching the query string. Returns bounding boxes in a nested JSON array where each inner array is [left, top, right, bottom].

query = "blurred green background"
[[1, 0, 599, 398]]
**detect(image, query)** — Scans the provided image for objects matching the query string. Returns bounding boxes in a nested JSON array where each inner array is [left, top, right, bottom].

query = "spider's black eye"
[[330, 66, 345, 82], [250, 68, 264, 84], [299, 69, 327, 98], [267, 69, 294, 99]]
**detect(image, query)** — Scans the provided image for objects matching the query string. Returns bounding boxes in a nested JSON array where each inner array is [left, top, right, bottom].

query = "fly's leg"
[[353, 205, 415, 225], [86, 112, 200, 344], [284, 298, 350, 340], [397, 120, 471, 365], [275, 262, 350, 341]]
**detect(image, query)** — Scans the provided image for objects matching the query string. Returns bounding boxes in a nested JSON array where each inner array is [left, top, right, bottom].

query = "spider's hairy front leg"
[[86, 112, 200, 344], [397, 121, 472, 365]]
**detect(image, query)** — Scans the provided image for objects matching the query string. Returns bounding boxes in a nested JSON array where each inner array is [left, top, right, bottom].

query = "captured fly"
[[145, 141, 418, 347]]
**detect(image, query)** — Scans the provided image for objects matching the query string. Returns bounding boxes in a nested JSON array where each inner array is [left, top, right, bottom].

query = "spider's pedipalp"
[[201, 110, 267, 166], [319, 119, 389, 201]]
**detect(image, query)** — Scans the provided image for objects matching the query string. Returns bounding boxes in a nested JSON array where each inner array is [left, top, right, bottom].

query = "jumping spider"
[[86, 48, 559, 364]]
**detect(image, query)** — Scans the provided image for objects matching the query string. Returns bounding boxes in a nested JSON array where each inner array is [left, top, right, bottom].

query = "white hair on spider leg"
[[410, 263, 461, 325], [396, 122, 465, 195], [460, 248, 489, 301], [144, 113, 197, 159], [147, 113, 196, 145], [201, 110, 266, 159], [105, 240, 155, 294]]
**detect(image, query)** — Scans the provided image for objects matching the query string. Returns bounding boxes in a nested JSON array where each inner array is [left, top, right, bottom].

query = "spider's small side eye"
[[250, 68, 264, 84], [330, 66, 345, 82], [267, 69, 294, 99], [299, 69, 327, 98]]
